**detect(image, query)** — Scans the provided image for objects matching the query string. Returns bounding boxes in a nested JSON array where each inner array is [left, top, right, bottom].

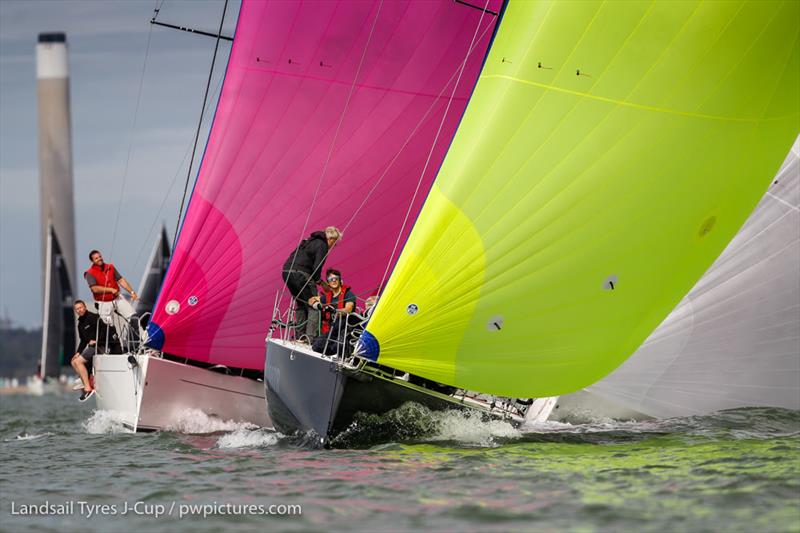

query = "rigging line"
[[277, 1, 385, 312], [109, 16, 156, 261], [266, 22, 499, 317], [453, 0, 498, 16], [172, 0, 230, 252], [339, 21, 496, 235], [278, 6, 496, 316], [177, 3, 453, 299], [376, 0, 492, 298], [130, 73, 226, 278], [150, 20, 234, 42]]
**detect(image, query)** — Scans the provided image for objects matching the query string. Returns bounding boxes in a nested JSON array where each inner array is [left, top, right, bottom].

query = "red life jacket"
[[86, 263, 119, 302], [321, 285, 351, 334]]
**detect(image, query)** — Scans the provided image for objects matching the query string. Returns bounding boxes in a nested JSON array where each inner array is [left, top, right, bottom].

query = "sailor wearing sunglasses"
[[310, 269, 357, 354]]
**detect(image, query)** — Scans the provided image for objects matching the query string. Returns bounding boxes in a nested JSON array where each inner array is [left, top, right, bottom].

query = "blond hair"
[[325, 226, 341, 241]]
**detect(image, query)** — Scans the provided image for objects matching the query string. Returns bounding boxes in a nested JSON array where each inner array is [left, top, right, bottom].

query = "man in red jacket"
[[84, 250, 139, 337]]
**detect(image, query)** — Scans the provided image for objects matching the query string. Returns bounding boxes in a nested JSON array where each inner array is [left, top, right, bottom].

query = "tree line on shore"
[[0, 327, 42, 378]]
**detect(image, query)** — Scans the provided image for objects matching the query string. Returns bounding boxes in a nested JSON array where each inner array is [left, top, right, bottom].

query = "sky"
[[0, 0, 240, 328]]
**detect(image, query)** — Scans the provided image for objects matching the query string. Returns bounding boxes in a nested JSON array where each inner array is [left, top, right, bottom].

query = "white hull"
[[93, 354, 271, 432]]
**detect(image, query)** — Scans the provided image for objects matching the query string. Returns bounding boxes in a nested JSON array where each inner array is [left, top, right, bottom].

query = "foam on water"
[[165, 408, 259, 434], [217, 428, 280, 449], [549, 406, 626, 426], [428, 409, 520, 446], [520, 418, 576, 432], [83, 410, 130, 434], [332, 402, 524, 448], [5, 432, 54, 442]]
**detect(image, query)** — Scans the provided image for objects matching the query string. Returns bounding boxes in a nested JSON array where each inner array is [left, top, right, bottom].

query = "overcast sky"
[[0, 0, 240, 328]]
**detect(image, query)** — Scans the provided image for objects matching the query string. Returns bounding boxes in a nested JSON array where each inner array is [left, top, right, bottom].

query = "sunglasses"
[[327, 276, 340, 282]]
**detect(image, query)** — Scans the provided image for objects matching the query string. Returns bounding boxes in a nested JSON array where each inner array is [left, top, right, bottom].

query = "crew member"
[[84, 249, 138, 327], [70, 299, 121, 402], [311, 269, 357, 355], [281, 227, 341, 341]]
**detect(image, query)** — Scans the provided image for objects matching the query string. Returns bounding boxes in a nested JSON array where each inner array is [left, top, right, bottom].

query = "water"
[[1, 394, 798, 532]]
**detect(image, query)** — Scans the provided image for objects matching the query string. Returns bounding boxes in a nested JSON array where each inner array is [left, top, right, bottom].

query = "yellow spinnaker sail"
[[363, 0, 799, 397]]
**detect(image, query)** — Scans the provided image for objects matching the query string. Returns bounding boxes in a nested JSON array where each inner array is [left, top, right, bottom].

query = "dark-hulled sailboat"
[[264, 0, 800, 443]]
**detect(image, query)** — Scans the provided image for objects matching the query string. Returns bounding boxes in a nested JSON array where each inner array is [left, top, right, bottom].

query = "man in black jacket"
[[70, 299, 121, 401], [282, 226, 341, 341]]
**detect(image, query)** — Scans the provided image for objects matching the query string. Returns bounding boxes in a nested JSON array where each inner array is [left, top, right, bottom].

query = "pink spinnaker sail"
[[147, 0, 501, 369]]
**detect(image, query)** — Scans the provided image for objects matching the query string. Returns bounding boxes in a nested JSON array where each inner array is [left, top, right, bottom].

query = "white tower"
[[37, 32, 77, 378]]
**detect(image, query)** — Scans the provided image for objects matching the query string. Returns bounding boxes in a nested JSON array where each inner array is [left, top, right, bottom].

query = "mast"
[[37, 32, 77, 375]]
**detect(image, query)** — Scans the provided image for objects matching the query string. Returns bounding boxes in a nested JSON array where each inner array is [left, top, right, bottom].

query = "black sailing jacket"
[[282, 231, 329, 283], [76, 311, 118, 353]]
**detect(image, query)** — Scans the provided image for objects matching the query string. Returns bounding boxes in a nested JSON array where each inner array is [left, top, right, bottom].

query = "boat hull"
[[265, 339, 548, 444], [94, 354, 271, 432]]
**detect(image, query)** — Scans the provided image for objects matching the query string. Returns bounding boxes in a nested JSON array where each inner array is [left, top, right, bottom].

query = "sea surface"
[[1, 393, 798, 532]]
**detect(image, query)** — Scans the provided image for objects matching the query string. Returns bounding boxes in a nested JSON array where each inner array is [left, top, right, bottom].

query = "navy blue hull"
[[265, 340, 469, 444]]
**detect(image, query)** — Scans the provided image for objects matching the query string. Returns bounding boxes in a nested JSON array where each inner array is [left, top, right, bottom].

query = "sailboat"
[[91, 0, 520, 432], [265, 0, 800, 443], [91, 228, 174, 427], [555, 135, 800, 420], [92, 5, 274, 432]]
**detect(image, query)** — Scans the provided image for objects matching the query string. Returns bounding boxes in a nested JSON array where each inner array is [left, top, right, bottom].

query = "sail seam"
[[766, 192, 799, 212], [483, 74, 797, 123], [234, 65, 474, 101]]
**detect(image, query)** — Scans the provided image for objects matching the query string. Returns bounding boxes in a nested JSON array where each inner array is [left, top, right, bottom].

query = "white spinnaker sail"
[[582, 136, 800, 418]]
